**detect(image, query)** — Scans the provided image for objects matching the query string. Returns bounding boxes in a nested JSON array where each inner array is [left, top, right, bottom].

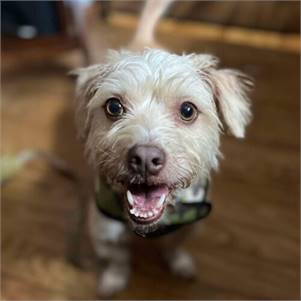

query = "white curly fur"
[[72, 0, 252, 296], [74, 49, 251, 191]]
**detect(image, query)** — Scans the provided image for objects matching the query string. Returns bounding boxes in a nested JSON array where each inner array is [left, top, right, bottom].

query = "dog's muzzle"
[[127, 144, 166, 177]]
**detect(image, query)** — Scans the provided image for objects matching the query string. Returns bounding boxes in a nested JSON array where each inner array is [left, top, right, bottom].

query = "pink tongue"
[[131, 185, 168, 210]]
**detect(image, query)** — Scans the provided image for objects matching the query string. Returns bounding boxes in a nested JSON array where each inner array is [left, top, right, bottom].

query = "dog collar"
[[94, 178, 212, 238]]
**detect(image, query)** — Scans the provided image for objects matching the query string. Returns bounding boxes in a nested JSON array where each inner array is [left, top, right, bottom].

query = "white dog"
[[72, 0, 252, 296]]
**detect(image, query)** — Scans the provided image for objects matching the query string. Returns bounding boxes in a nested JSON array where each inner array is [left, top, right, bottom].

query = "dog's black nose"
[[128, 144, 165, 176]]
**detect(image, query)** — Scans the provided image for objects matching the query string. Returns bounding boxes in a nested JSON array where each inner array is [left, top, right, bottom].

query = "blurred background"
[[1, 1, 300, 299]]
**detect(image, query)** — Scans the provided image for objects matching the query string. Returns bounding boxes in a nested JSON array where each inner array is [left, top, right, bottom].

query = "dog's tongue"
[[129, 184, 168, 210]]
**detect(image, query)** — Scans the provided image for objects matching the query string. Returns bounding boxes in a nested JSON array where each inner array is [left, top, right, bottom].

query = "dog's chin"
[[122, 182, 170, 235], [126, 214, 164, 236]]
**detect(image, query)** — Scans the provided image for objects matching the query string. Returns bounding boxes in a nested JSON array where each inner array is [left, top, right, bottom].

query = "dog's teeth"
[[158, 194, 166, 207], [127, 190, 134, 206], [130, 208, 157, 219]]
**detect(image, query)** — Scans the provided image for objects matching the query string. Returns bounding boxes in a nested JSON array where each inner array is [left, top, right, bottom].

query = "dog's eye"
[[105, 98, 124, 118], [179, 102, 198, 122]]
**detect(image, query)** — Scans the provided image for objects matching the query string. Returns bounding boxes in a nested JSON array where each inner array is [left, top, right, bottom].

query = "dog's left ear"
[[190, 54, 253, 138], [209, 68, 253, 138]]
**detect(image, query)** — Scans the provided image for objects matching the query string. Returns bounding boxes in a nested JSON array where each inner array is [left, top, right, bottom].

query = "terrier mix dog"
[[72, 0, 252, 296]]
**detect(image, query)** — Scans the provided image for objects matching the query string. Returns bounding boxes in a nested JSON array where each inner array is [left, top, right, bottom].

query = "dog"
[[72, 0, 252, 296]]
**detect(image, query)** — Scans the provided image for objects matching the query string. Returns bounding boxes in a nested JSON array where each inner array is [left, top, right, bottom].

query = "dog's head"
[[72, 49, 252, 234]]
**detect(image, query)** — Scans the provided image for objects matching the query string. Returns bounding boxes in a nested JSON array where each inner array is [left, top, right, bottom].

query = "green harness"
[[95, 178, 212, 238]]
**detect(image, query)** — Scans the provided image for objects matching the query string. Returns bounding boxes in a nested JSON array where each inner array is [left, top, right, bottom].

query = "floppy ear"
[[69, 64, 106, 92], [209, 69, 253, 138], [70, 64, 110, 141], [189, 54, 253, 138]]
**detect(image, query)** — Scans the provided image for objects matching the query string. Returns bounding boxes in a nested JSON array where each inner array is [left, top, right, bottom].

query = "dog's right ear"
[[67, 68, 81, 79], [71, 64, 110, 141], [68, 65, 106, 90]]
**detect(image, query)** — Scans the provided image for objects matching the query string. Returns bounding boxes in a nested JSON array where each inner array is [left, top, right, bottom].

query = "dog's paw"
[[167, 249, 197, 280], [97, 264, 130, 297]]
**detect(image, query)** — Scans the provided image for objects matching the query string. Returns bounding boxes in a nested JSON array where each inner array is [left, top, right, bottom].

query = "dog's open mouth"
[[126, 184, 169, 224]]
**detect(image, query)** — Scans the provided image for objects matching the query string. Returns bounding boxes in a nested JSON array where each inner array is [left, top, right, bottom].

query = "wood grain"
[[112, 1, 300, 33]]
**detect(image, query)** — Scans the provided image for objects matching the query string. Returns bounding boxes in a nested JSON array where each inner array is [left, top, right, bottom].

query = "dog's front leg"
[[88, 201, 131, 297], [160, 226, 197, 279]]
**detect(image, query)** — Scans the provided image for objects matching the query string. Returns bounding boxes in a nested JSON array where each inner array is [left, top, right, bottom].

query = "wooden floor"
[[1, 14, 300, 300]]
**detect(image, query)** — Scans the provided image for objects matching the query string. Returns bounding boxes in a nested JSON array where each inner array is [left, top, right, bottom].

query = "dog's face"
[[73, 49, 252, 234]]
